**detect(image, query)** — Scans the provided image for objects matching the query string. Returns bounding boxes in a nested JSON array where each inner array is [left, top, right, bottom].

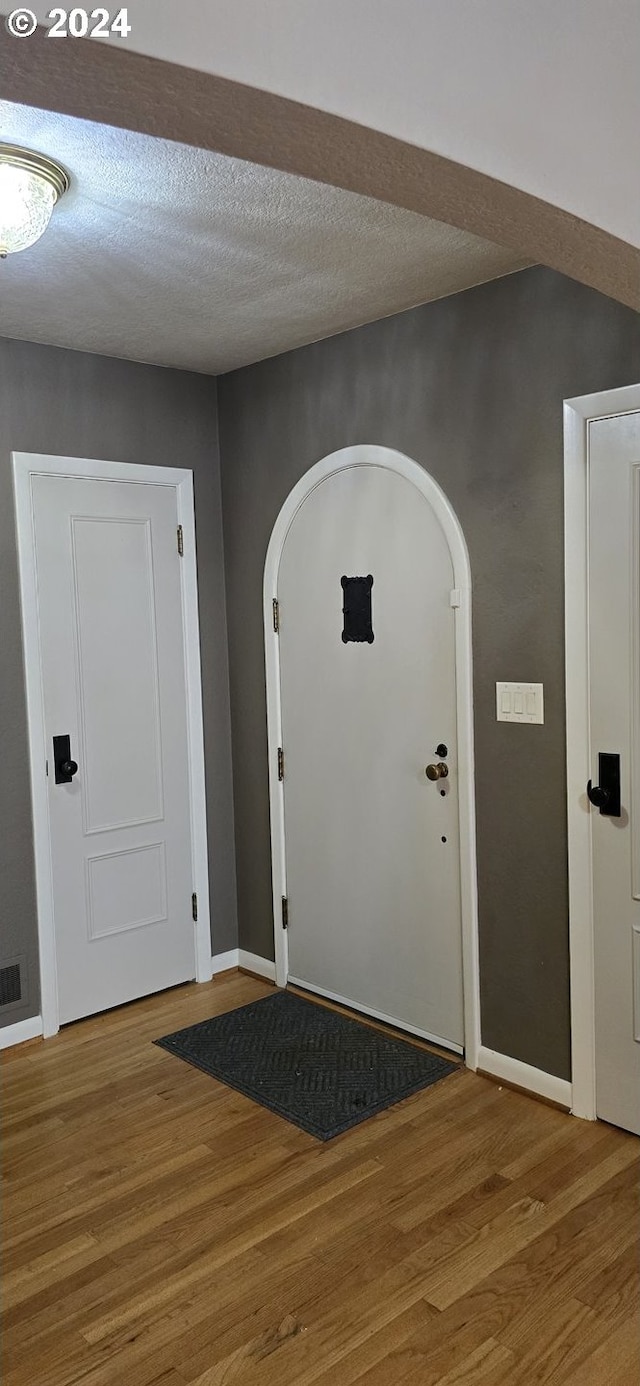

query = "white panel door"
[[589, 410, 640, 1135], [31, 473, 195, 1023], [278, 465, 464, 1049]]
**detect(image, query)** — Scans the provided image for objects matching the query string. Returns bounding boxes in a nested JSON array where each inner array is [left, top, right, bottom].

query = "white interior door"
[[31, 470, 196, 1024], [589, 409, 640, 1135], [278, 464, 464, 1050]]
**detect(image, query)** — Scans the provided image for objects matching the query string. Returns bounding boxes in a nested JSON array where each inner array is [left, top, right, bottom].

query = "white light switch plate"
[[496, 682, 544, 724]]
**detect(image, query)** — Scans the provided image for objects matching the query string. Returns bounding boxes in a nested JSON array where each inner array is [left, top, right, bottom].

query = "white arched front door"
[[265, 447, 479, 1058]]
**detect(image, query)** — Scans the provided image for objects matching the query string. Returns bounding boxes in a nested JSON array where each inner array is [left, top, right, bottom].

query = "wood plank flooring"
[[2, 973, 638, 1385]]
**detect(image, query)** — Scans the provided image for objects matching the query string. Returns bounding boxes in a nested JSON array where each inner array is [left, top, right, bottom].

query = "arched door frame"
[[263, 445, 480, 1069]]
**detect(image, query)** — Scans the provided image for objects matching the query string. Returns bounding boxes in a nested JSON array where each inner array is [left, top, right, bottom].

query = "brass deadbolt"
[[426, 762, 449, 781]]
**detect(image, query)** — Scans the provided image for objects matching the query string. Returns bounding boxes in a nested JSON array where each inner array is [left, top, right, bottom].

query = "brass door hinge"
[[191, 892, 198, 922], [272, 598, 280, 633], [281, 896, 289, 930], [277, 747, 284, 781], [177, 525, 184, 557]]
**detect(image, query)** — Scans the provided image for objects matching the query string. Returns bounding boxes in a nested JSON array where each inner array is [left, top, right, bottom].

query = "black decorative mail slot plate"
[[341, 575, 374, 643]]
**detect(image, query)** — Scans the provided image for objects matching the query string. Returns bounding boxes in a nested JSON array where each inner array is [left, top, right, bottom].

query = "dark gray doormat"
[[154, 989, 459, 1140]]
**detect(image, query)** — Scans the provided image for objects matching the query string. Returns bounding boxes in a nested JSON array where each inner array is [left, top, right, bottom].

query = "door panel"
[[278, 465, 464, 1048], [85, 841, 167, 940], [71, 515, 164, 832], [589, 410, 640, 1134], [32, 473, 195, 1024]]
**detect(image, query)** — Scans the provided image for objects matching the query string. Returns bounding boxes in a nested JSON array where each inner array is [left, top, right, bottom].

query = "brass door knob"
[[426, 762, 449, 781]]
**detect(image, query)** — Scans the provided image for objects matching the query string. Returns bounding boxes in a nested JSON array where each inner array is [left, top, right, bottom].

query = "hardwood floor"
[[2, 973, 638, 1385]]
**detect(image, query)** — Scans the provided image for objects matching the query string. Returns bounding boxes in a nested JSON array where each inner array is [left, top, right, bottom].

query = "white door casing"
[[565, 385, 640, 1125], [589, 411, 640, 1133], [264, 446, 480, 1068], [13, 454, 212, 1036]]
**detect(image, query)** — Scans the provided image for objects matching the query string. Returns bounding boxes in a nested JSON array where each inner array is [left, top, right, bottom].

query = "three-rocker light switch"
[[496, 683, 544, 724]]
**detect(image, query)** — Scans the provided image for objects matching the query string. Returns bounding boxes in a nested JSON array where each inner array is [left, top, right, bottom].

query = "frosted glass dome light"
[[0, 145, 69, 257]]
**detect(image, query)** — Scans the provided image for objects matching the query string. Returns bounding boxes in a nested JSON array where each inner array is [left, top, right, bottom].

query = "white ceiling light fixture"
[[0, 144, 69, 258]]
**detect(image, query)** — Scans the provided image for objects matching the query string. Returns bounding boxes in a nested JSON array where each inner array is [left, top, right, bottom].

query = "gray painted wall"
[[218, 266, 640, 1081], [0, 338, 237, 1027]]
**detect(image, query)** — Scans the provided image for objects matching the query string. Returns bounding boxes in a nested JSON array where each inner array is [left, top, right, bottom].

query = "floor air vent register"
[[0, 958, 24, 1012]]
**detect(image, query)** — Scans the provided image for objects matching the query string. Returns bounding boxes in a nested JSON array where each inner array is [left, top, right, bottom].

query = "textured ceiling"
[[0, 101, 528, 375]]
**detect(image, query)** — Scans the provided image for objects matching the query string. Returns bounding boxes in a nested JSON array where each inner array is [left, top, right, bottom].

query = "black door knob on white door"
[[587, 751, 621, 817], [53, 734, 79, 784]]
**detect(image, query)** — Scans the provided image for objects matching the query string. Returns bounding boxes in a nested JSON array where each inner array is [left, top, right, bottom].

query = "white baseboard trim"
[[210, 950, 277, 982], [477, 1045, 572, 1109], [0, 1015, 44, 1051], [238, 950, 277, 982], [211, 949, 240, 974]]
